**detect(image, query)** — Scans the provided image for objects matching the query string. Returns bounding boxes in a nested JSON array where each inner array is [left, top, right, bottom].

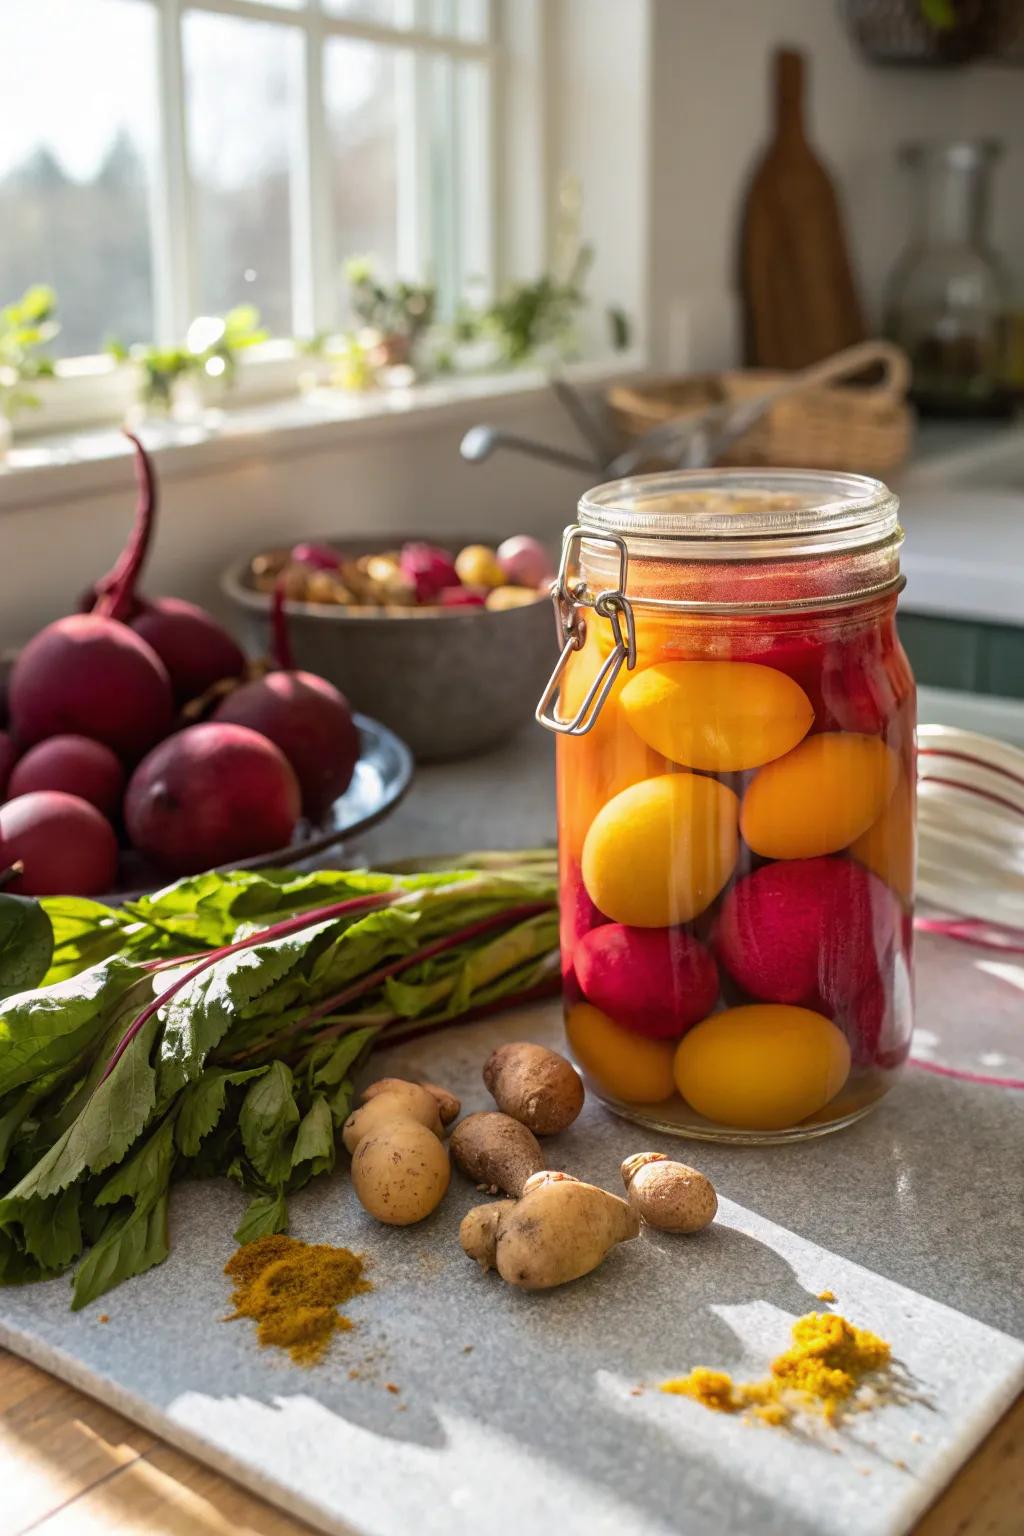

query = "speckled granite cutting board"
[[1, 1005, 1021, 1536]]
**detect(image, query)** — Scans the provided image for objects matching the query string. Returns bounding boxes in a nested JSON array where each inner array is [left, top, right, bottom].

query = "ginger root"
[[461, 1170, 640, 1290], [482, 1041, 584, 1135], [459, 1201, 516, 1271], [449, 1110, 544, 1197], [344, 1077, 452, 1225], [620, 1152, 717, 1234]]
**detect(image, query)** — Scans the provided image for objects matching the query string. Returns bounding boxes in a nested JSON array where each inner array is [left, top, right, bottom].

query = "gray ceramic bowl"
[[221, 536, 557, 761]]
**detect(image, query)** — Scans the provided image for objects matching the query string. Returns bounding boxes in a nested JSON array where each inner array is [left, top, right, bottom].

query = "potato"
[[621, 1152, 717, 1233], [486, 1171, 640, 1290], [482, 1042, 584, 1135], [350, 1121, 450, 1225], [342, 1079, 443, 1153], [450, 1111, 543, 1197]]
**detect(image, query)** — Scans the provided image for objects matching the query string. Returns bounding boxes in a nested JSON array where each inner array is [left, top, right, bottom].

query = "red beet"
[[714, 858, 899, 1012], [292, 542, 340, 571], [130, 597, 246, 705], [212, 586, 358, 819], [125, 722, 301, 875], [88, 436, 247, 703], [9, 614, 173, 762], [438, 586, 486, 608], [399, 542, 459, 603], [0, 790, 118, 895], [214, 672, 359, 820], [0, 732, 17, 798], [8, 735, 124, 819], [575, 924, 718, 1039]]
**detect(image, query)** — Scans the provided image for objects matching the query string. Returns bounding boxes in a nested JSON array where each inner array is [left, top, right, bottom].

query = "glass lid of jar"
[[578, 468, 900, 552]]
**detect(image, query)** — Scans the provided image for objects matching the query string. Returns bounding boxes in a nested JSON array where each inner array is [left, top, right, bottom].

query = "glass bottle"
[[537, 470, 916, 1144], [885, 140, 1012, 417]]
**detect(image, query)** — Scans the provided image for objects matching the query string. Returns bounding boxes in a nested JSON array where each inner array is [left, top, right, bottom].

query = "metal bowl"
[[221, 537, 556, 760], [107, 713, 413, 901]]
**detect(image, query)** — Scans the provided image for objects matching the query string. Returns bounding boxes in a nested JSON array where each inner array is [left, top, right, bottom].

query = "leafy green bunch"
[[0, 857, 558, 1309]]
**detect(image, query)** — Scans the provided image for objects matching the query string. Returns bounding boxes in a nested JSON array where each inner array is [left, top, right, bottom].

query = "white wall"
[[648, 0, 1024, 369], [0, 389, 595, 648]]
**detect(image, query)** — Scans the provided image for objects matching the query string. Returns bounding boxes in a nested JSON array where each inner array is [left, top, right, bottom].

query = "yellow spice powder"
[[225, 1233, 371, 1366], [660, 1312, 891, 1426]]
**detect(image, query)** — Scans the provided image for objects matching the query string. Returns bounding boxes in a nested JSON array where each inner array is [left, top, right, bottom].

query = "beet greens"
[[0, 856, 558, 1308]]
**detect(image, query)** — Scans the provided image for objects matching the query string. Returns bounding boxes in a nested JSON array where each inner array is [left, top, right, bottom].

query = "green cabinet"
[[897, 612, 1024, 698]]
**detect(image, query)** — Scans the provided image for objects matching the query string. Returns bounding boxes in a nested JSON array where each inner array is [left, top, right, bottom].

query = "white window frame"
[[15, 0, 513, 435]]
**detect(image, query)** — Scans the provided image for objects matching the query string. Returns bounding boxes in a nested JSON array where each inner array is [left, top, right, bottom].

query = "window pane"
[[0, 0, 157, 357], [326, 40, 399, 311], [428, 56, 491, 315], [421, 0, 488, 42], [325, 1, 405, 22], [184, 12, 303, 335], [325, 0, 488, 39]]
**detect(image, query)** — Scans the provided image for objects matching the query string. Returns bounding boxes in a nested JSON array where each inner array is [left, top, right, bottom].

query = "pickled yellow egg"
[[558, 639, 663, 859], [741, 732, 899, 860], [582, 772, 739, 926], [674, 1005, 851, 1130], [850, 768, 915, 905], [621, 660, 814, 772], [567, 1002, 676, 1103]]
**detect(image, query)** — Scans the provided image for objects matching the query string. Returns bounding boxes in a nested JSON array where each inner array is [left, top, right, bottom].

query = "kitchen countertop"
[[2, 714, 1022, 1536], [896, 420, 1024, 628]]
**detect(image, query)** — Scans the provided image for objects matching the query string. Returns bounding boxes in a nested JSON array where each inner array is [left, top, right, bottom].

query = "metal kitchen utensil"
[[459, 423, 596, 476], [548, 373, 617, 466], [463, 342, 906, 482]]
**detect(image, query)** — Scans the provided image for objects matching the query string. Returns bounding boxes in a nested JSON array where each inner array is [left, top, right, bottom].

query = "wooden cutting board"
[[741, 48, 866, 369]]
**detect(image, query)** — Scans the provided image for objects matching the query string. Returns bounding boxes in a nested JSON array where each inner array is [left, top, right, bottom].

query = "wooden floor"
[[1, 1351, 1020, 1536]]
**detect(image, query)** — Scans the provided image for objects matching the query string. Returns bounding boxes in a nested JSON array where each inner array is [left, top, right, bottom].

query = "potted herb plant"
[[109, 305, 268, 422], [0, 285, 59, 454]]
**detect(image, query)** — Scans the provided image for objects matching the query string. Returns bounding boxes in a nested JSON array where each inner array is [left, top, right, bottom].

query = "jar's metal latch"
[[535, 524, 636, 736]]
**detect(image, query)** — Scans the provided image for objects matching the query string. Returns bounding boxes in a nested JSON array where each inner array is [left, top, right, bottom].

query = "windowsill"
[[0, 352, 645, 511]]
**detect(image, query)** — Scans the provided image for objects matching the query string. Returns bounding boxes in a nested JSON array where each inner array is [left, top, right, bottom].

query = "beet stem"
[[379, 974, 562, 1049], [270, 581, 295, 672], [98, 887, 401, 1084], [92, 431, 158, 621], [230, 902, 551, 1060]]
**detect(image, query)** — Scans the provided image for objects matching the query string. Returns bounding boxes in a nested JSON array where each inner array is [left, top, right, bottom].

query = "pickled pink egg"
[[714, 857, 899, 1008], [575, 924, 718, 1039]]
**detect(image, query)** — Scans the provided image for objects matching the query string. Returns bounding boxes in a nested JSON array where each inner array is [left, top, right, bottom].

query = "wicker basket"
[[607, 341, 913, 476]]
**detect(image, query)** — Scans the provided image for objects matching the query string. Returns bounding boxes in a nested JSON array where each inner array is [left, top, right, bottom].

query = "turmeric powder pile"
[[225, 1233, 371, 1366], [660, 1312, 891, 1426]]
